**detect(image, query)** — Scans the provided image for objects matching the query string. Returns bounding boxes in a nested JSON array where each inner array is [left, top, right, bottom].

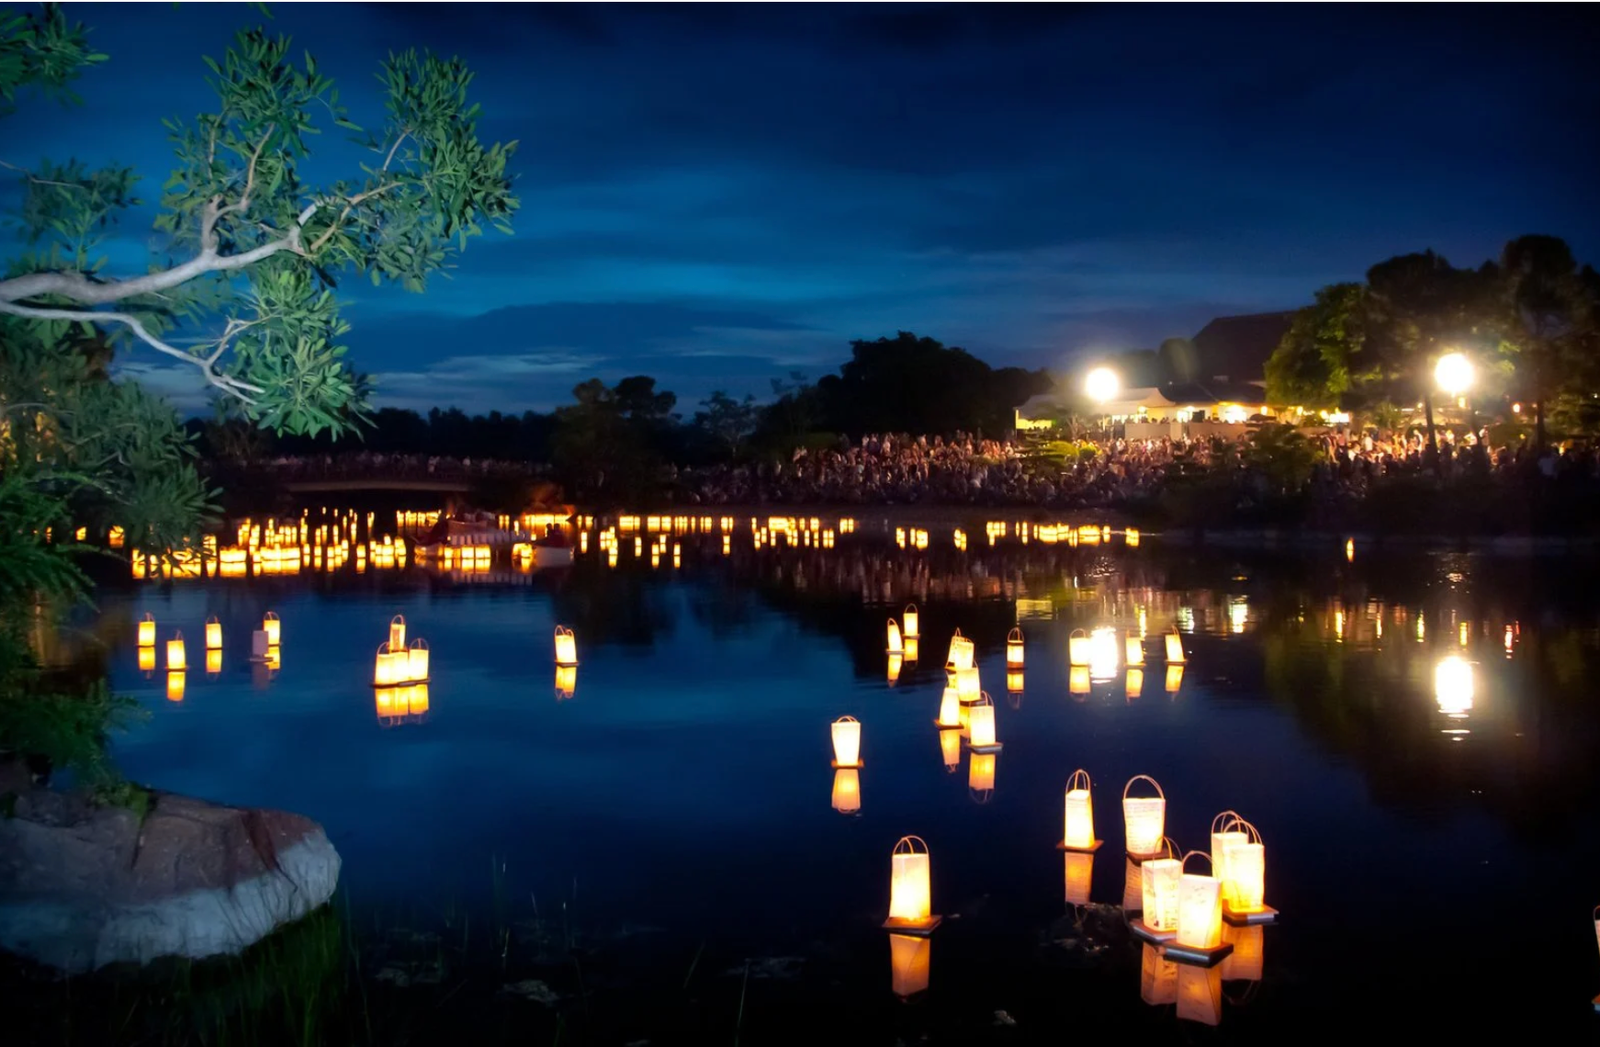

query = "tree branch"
[[305, 181, 399, 255], [0, 235, 298, 306], [0, 159, 87, 190], [215, 124, 276, 224], [0, 301, 264, 402]]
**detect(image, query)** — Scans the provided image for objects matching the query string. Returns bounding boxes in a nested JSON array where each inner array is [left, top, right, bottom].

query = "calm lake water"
[[85, 514, 1600, 1039]]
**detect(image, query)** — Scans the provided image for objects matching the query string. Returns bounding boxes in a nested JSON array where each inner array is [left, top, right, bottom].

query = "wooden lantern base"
[[1056, 839, 1104, 853], [1127, 848, 1172, 864], [933, 720, 962, 729], [1129, 918, 1176, 944], [1223, 904, 1279, 926], [555, 660, 578, 669], [966, 741, 1004, 755], [830, 760, 863, 770], [882, 915, 942, 937], [1162, 940, 1233, 967]]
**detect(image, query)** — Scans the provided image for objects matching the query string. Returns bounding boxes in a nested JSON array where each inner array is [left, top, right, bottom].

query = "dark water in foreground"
[[86, 520, 1600, 1039]]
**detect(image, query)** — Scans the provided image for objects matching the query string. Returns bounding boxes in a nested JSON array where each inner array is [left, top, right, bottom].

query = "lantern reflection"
[[1125, 668, 1143, 699], [1221, 924, 1264, 982], [831, 768, 861, 814], [166, 671, 185, 702], [1139, 943, 1177, 1006], [903, 603, 919, 639], [554, 625, 579, 667], [205, 648, 222, 676], [884, 836, 938, 932], [939, 728, 961, 772], [968, 751, 996, 800], [888, 933, 931, 998], [887, 618, 903, 654], [903, 636, 919, 663], [1063, 851, 1094, 906], [1435, 655, 1474, 717], [1061, 769, 1099, 851], [1123, 775, 1167, 856], [1165, 665, 1184, 694], [1069, 666, 1090, 695], [374, 684, 430, 724], [264, 645, 281, 671], [555, 665, 576, 699], [138, 646, 156, 673], [1176, 964, 1223, 1026], [887, 653, 903, 685], [1088, 627, 1119, 681], [1006, 627, 1024, 668]]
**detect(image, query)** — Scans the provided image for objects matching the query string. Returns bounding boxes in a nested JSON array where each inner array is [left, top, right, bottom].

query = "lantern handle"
[[376, 641, 392, 655], [1159, 836, 1181, 859], [206, 615, 219, 625], [834, 714, 860, 724], [951, 628, 963, 639], [976, 690, 993, 708], [265, 611, 280, 622], [1070, 628, 1087, 638], [390, 614, 405, 626], [1232, 818, 1262, 844], [969, 788, 992, 805], [893, 835, 930, 856], [1123, 774, 1165, 801], [554, 625, 574, 638], [905, 602, 918, 615], [172, 629, 184, 641], [1007, 627, 1023, 644], [142, 612, 155, 622], [1210, 810, 1244, 834], [1066, 769, 1092, 793], [409, 638, 429, 651], [1180, 850, 1213, 875]]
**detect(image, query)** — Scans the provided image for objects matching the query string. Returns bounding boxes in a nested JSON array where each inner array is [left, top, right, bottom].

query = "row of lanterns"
[[136, 611, 282, 699]]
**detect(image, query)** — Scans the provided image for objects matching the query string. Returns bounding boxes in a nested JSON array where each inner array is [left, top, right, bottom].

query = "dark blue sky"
[[9, 3, 1598, 414]]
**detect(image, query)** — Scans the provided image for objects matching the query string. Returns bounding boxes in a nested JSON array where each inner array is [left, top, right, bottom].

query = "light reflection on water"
[[85, 525, 1600, 1032]]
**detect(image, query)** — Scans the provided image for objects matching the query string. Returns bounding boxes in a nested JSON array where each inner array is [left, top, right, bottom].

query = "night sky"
[[8, 3, 1598, 415]]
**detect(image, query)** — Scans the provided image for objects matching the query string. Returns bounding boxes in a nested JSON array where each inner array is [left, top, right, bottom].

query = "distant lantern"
[[1125, 668, 1144, 699], [205, 648, 222, 676], [1123, 775, 1167, 856], [887, 653, 903, 685], [1063, 851, 1094, 906], [1434, 655, 1474, 717], [1069, 665, 1091, 695], [166, 631, 187, 672], [1175, 851, 1226, 953], [885, 836, 938, 932], [389, 615, 406, 651], [831, 715, 863, 768], [1141, 851, 1183, 933], [263, 611, 281, 647], [1140, 944, 1178, 1006], [137, 613, 156, 647], [831, 768, 861, 815], [1125, 635, 1144, 666], [1068, 629, 1090, 666], [1061, 769, 1100, 851], [555, 665, 577, 699], [1221, 924, 1264, 982], [1006, 627, 1024, 668], [968, 751, 996, 798], [1176, 964, 1223, 1026], [1125, 527, 1140, 548], [946, 630, 974, 671], [1210, 812, 1247, 907], [966, 692, 1001, 752], [903, 604, 920, 639], [1223, 819, 1269, 918], [166, 671, 186, 703], [950, 666, 981, 703], [1345, 537, 1356, 562], [554, 625, 578, 667], [138, 646, 156, 673], [205, 617, 222, 651], [935, 686, 962, 728], [887, 618, 904, 654], [408, 639, 430, 683], [1166, 630, 1186, 664], [1089, 627, 1119, 681], [888, 934, 931, 998], [939, 727, 961, 771], [1165, 665, 1185, 694]]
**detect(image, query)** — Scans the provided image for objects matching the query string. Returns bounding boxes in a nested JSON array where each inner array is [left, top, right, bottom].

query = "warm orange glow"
[[1211, 811, 1246, 908], [1176, 851, 1224, 950], [1125, 635, 1144, 666], [936, 686, 962, 728], [1141, 855, 1182, 931], [1165, 631, 1186, 664], [1165, 665, 1184, 693], [1176, 964, 1222, 1026], [205, 618, 222, 651], [263, 612, 281, 646], [968, 751, 996, 794], [554, 625, 578, 667], [1006, 669, 1024, 694], [389, 615, 406, 651], [887, 652, 903, 685], [373, 643, 407, 686], [1123, 775, 1166, 855], [1006, 627, 1024, 668], [1139, 943, 1177, 1006], [1223, 820, 1266, 914], [137, 646, 155, 673], [205, 649, 222, 675], [137, 613, 156, 647], [887, 836, 933, 926], [1221, 923, 1264, 982], [831, 715, 862, 767], [166, 633, 187, 672], [555, 665, 576, 699], [1063, 851, 1094, 906], [888, 934, 931, 998], [1125, 668, 1144, 698], [831, 768, 860, 814], [946, 630, 974, 670], [949, 666, 980, 702], [904, 636, 919, 662], [166, 671, 185, 702], [1088, 627, 1119, 681], [1068, 628, 1089, 666], [1062, 769, 1095, 849], [903, 604, 919, 639], [1069, 665, 1091, 695], [407, 639, 430, 682], [967, 694, 999, 750], [887, 618, 903, 654]]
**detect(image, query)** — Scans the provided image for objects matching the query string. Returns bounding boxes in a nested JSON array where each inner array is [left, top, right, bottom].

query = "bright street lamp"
[[1434, 352, 1474, 397], [1084, 366, 1120, 405]]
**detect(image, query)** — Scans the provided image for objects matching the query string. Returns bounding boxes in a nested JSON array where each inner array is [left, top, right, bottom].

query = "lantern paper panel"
[[947, 632, 974, 671], [1006, 628, 1024, 668], [887, 837, 933, 925], [889, 934, 931, 998], [1176, 854, 1224, 950], [389, 615, 406, 650], [205, 619, 222, 650], [936, 687, 961, 727], [166, 671, 185, 703], [1221, 924, 1264, 982], [1225, 837, 1266, 914], [138, 647, 156, 673], [1211, 813, 1246, 906], [1176, 964, 1223, 1026], [904, 636, 920, 663], [251, 630, 270, 661], [554, 626, 578, 667], [951, 666, 981, 702], [969, 752, 996, 794], [887, 619, 903, 654], [1069, 666, 1090, 695], [407, 640, 430, 682], [903, 605, 919, 639], [166, 634, 187, 672], [1122, 776, 1166, 855], [1068, 630, 1090, 666], [138, 614, 156, 647], [967, 700, 998, 750], [1062, 770, 1096, 850], [939, 728, 961, 771], [831, 769, 861, 814], [264, 644, 281, 672], [1166, 631, 1186, 664], [374, 644, 404, 687], [1125, 636, 1144, 666], [1063, 851, 1094, 906], [1139, 944, 1178, 1006], [1141, 857, 1182, 931], [831, 716, 862, 767], [263, 612, 281, 646]]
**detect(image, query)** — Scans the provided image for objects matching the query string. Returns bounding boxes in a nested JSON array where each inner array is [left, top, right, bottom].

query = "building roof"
[[1188, 311, 1294, 384]]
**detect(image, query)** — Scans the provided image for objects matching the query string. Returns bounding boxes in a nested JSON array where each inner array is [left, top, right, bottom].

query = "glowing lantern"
[[1068, 629, 1090, 666], [1125, 668, 1144, 699], [831, 715, 862, 768], [555, 665, 577, 699], [205, 617, 222, 651], [554, 625, 578, 667], [904, 636, 920, 662], [903, 604, 919, 639], [887, 653, 903, 685], [205, 648, 222, 675], [137, 613, 156, 647], [1175, 851, 1225, 951], [388, 615, 406, 650], [1140, 944, 1177, 1006], [1141, 854, 1182, 933], [1165, 665, 1184, 693], [884, 836, 938, 932], [939, 727, 961, 771], [967, 692, 1001, 752], [1176, 964, 1222, 1026], [1125, 636, 1144, 666], [137, 646, 155, 673], [1006, 669, 1024, 694], [888, 934, 931, 998], [373, 642, 405, 686], [1069, 665, 1090, 695], [1166, 631, 1186, 664], [1006, 628, 1024, 668], [969, 751, 996, 797], [262, 612, 281, 646], [1435, 655, 1473, 717], [1089, 627, 1119, 681], [1060, 769, 1099, 851], [831, 769, 861, 814], [1125, 527, 1140, 547], [166, 632, 187, 672], [1123, 775, 1166, 856], [935, 686, 962, 728], [1221, 924, 1264, 982], [109, 525, 125, 548], [1222, 820, 1268, 917], [1345, 537, 1355, 562], [408, 639, 430, 682], [887, 618, 903, 654], [1063, 851, 1094, 906], [946, 631, 974, 671], [166, 671, 186, 702], [949, 666, 980, 702]]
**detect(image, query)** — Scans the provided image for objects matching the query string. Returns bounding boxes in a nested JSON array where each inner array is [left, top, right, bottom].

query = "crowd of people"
[[254, 453, 542, 482]]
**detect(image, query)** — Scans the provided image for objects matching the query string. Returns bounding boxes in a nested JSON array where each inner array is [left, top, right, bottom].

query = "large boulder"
[[0, 771, 340, 974]]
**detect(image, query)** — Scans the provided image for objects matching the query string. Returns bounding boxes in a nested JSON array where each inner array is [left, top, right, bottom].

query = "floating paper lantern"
[[1176, 964, 1222, 1026], [1221, 924, 1264, 982], [946, 630, 974, 671], [137, 613, 156, 647], [832, 769, 861, 814], [407, 639, 430, 682], [1223, 819, 1267, 916], [1211, 811, 1246, 906], [1165, 630, 1186, 664], [1434, 655, 1473, 717], [1069, 665, 1090, 695], [904, 636, 919, 663], [939, 727, 961, 771], [903, 604, 919, 639], [1006, 669, 1024, 694], [205, 648, 222, 675], [1139, 943, 1177, 1006], [166, 632, 187, 672], [949, 666, 981, 702], [887, 618, 904, 654], [166, 671, 185, 703], [554, 625, 578, 667], [1089, 627, 1120, 681], [389, 615, 406, 651], [936, 686, 962, 728], [887, 653, 903, 685], [831, 715, 862, 767], [1175, 851, 1225, 950], [1165, 665, 1184, 693], [888, 934, 931, 998], [1063, 851, 1094, 906], [1006, 628, 1024, 668], [373, 642, 406, 687], [1125, 668, 1144, 699], [263, 612, 281, 647], [1061, 769, 1098, 850], [1123, 775, 1166, 856], [1141, 853, 1182, 932], [885, 836, 937, 931], [1068, 628, 1090, 666], [137, 646, 155, 673], [968, 751, 996, 797], [966, 692, 1001, 752], [202, 617, 222, 651], [1125, 636, 1144, 666]]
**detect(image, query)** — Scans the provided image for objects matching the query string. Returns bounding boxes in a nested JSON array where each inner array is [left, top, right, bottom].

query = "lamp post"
[[1434, 352, 1475, 453], [1085, 367, 1120, 435]]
